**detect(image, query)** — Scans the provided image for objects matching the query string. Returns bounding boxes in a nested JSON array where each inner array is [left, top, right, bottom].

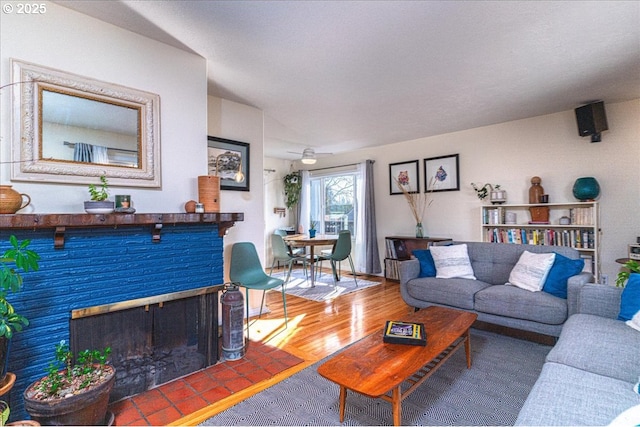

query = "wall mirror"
[[11, 59, 161, 187]]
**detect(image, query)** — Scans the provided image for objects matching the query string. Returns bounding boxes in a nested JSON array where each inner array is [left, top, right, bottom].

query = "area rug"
[[271, 269, 381, 302], [200, 329, 551, 426]]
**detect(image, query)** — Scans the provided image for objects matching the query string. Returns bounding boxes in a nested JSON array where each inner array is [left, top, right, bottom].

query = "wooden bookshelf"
[[480, 202, 600, 281]]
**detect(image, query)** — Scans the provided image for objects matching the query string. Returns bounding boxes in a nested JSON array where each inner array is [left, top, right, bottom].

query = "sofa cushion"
[[430, 244, 476, 279], [515, 362, 640, 426], [543, 253, 584, 299], [609, 404, 640, 427], [546, 313, 640, 384], [405, 277, 491, 310], [627, 311, 640, 332], [508, 250, 555, 292], [463, 241, 580, 287], [412, 249, 436, 278], [475, 284, 567, 324], [618, 273, 640, 321]]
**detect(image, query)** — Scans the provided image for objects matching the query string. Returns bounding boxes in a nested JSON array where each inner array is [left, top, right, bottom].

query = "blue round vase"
[[572, 177, 600, 201]]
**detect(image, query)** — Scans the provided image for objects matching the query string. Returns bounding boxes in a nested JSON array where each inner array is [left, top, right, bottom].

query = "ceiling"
[[55, 1, 640, 160]]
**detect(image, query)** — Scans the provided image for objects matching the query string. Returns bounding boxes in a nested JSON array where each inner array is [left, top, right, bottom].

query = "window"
[[309, 172, 357, 236]]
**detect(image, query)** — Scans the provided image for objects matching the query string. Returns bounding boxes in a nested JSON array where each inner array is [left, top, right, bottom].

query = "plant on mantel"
[[84, 175, 115, 214], [87, 175, 109, 201]]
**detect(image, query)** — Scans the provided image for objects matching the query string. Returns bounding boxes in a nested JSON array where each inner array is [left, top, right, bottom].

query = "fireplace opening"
[[70, 286, 223, 402]]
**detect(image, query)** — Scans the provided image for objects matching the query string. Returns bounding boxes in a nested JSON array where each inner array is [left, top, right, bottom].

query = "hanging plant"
[[283, 171, 302, 209]]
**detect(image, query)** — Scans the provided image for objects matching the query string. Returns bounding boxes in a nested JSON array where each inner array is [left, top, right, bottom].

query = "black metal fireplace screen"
[[70, 285, 223, 402]]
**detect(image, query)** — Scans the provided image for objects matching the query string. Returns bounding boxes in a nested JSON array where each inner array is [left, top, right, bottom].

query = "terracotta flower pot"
[[24, 365, 115, 426]]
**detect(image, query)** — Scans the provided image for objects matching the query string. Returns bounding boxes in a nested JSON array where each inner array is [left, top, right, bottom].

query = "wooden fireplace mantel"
[[0, 212, 244, 248]]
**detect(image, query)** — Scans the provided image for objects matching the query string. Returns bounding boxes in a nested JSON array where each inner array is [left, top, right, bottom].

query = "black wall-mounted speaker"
[[575, 101, 608, 142]]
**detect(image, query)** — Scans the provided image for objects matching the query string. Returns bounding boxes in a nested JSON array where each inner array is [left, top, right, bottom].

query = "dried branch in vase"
[[394, 177, 435, 224]]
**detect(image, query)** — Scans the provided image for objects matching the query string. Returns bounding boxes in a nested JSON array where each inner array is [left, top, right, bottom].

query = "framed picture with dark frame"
[[207, 136, 250, 191], [389, 160, 420, 195], [424, 154, 459, 192]]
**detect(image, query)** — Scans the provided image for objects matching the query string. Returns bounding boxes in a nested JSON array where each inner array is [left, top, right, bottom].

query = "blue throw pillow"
[[618, 273, 640, 321], [542, 253, 584, 299], [413, 249, 436, 278]]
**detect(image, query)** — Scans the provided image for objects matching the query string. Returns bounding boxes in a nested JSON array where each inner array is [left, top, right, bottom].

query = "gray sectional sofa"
[[515, 282, 640, 425], [399, 241, 592, 337]]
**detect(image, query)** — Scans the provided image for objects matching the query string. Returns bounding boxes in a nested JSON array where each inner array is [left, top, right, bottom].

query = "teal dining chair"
[[275, 229, 304, 257], [229, 242, 288, 336], [269, 233, 308, 282], [316, 230, 357, 286]]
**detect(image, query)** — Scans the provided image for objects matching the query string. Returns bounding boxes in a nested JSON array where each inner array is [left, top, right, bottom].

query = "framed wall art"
[[424, 154, 459, 192], [389, 160, 420, 195], [207, 136, 250, 191]]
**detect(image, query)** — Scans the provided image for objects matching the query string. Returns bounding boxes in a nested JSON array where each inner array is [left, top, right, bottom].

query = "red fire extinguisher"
[[221, 283, 245, 361]]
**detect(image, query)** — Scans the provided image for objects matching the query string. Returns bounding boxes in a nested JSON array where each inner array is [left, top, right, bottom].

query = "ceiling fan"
[[287, 148, 332, 164]]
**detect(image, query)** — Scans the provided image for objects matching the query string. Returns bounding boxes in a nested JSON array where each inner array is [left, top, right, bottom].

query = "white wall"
[[264, 158, 296, 230], [207, 95, 268, 313], [295, 99, 640, 281], [1, 1, 208, 213]]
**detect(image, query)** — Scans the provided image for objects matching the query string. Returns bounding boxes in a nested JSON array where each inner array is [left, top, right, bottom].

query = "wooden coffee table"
[[317, 306, 477, 426]]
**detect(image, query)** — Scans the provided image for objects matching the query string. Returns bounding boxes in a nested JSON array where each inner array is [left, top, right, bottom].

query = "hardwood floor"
[[175, 266, 555, 425], [175, 268, 412, 425], [254, 269, 413, 361]]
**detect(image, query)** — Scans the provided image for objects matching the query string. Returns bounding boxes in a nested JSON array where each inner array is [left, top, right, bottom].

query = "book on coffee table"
[[383, 320, 427, 346]]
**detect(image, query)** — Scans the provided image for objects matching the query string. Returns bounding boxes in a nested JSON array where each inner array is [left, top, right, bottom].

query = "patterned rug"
[[200, 329, 551, 426], [271, 269, 381, 302]]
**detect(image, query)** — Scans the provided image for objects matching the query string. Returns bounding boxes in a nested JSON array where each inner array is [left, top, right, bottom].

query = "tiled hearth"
[[109, 341, 304, 426]]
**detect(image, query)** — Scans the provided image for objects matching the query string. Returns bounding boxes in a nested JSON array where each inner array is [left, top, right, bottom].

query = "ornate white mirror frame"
[[11, 59, 161, 187]]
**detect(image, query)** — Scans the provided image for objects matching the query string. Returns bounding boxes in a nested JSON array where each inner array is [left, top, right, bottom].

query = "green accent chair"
[[230, 242, 288, 338]]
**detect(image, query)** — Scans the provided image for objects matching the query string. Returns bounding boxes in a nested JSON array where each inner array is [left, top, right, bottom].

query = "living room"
[[2, 1, 638, 279], [1, 1, 639, 425]]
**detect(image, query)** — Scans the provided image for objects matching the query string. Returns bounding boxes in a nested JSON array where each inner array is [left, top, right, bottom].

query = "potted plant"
[[23, 340, 114, 426], [0, 236, 40, 382], [471, 183, 506, 204], [84, 175, 114, 214], [616, 259, 639, 287], [309, 220, 317, 238], [283, 171, 302, 225]]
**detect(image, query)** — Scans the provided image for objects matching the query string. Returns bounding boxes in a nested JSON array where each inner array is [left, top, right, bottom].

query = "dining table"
[[284, 233, 338, 286]]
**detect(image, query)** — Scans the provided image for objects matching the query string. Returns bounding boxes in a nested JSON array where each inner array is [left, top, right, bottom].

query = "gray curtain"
[[364, 159, 382, 274], [73, 142, 93, 162]]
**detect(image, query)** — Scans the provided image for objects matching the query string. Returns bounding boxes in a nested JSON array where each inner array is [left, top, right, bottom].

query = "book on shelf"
[[385, 239, 397, 258], [570, 206, 594, 225], [383, 320, 427, 346], [385, 258, 399, 280], [484, 227, 595, 249]]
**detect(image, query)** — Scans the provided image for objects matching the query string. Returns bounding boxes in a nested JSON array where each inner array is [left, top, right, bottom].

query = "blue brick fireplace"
[[0, 215, 239, 420]]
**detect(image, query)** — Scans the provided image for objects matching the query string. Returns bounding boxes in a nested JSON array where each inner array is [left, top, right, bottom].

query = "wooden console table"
[[384, 236, 452, 281], [0, 212, 243, 248]]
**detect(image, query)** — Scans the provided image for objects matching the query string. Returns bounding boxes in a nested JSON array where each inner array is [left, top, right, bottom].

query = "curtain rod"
[[64, 141, 137, 154], [309, 160, 374, 172]]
